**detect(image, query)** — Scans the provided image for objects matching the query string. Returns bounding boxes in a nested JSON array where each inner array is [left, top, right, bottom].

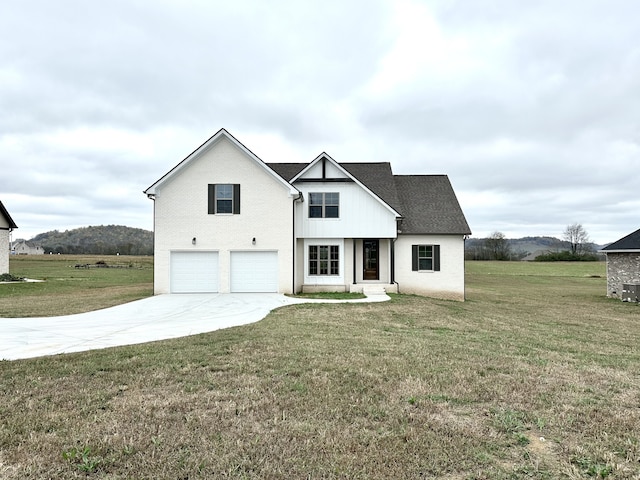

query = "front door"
[[363, 239, 379, 280]]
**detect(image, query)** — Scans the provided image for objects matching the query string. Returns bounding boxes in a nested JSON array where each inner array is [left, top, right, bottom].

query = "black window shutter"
[[208, 184, 215, 214], [412, 245, 418, 271], [434, 245, 441, 271], [233, 184, 240, 214]]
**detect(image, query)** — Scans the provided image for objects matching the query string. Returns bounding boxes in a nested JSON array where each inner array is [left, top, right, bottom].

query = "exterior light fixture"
[[192, 237, 196, 245], [252, 237, 256, 245]]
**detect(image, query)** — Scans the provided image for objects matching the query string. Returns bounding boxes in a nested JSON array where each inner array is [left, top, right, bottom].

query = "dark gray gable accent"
[[601, 227, 640, 251], [233, 184, 240, 214], [294, 178, 354, 183], [208, 184, 215, 214]]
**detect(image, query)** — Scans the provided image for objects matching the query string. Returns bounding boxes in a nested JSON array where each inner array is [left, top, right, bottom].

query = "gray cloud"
[[1, 0, 638, 243]]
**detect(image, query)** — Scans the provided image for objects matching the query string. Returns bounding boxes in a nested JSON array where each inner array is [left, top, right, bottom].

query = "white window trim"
[[303, 238, 344, 284]]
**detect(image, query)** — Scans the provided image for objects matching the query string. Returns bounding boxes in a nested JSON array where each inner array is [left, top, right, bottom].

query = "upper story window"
[[309, 192, 339, 218], [208, 184, 240, 214], [216, 184, 233, 213]]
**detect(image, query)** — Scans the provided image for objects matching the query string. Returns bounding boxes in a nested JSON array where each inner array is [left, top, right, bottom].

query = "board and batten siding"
[[294, 182, 397, 239], [394, 234, 466, 301], [152, 136, 295, 294]]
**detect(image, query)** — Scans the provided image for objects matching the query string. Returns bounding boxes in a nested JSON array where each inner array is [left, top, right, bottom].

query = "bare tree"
[[484, 231, 512, 260], [563, 223, 590, 255]]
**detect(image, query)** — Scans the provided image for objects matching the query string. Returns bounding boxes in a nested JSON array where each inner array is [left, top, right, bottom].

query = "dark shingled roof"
[[267, 163, 307, 182], [266, 162, 471, 236], [0, 201, 17, 229], [394, 175, 471, 235], [340, 163, 403, 213], [601, 228, 640, 251]]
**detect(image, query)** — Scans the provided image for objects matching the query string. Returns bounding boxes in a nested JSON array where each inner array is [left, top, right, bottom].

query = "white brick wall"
[[152, 136, 295, 294], [394, 234, 466, 301]]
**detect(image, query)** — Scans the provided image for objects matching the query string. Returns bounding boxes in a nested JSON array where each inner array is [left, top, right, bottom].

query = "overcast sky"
[[2, 0, 639, 245]]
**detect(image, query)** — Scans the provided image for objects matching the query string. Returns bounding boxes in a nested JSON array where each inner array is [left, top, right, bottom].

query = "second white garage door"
[[230, 251, 278, 292]]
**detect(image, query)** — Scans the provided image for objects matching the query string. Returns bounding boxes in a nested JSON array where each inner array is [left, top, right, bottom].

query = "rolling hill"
[[23, 225, 153, 255]]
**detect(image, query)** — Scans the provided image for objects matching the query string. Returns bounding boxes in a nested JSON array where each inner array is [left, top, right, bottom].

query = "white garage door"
[[231, 251, 278, 292], [170, 251, 219, 293]]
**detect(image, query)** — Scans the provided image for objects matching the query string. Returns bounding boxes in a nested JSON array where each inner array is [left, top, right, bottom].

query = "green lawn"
[[0, 255, 153, 317], [1, 259, 639, 479]]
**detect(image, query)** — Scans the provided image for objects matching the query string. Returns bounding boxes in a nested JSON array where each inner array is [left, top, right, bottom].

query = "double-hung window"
[[412, 245, 441, 272], [309, 192, 339, 218], [208, 184, 240, 214], [309, 245, 339, 275]]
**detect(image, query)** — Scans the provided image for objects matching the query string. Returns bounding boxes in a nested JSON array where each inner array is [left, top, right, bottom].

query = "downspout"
[[146, 193, 156, 295], [292, 192, 303, 294], [393, 217, 402, 294], [464, 234, 468, 301], [353, 240, 357, 288], [391, 237, 395, 284], [392, 237, 398, 293]]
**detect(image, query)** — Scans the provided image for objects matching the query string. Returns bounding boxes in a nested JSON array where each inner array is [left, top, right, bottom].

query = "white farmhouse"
[[145, 129, 471, 300]]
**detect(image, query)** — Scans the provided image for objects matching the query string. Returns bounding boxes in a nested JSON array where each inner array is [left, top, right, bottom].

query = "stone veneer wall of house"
[[0, 230, 9, 274], [606, 252, 640, 298]]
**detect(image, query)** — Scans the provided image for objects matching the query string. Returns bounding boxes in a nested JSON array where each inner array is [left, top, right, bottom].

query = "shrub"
[[0, 273, 24, 282], [534, 251, 599, 262]]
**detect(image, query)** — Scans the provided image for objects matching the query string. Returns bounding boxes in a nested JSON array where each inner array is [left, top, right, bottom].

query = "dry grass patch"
[[1, 261, 640, 478]]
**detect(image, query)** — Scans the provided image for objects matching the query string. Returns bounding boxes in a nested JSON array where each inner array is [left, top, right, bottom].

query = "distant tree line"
[[466, 224, 599, 261], [27, 225, 153, 255], [466, 232, 527, 261], [533, 224, 598, 261]]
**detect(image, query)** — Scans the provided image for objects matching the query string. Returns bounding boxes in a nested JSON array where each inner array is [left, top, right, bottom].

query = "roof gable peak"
[[290, 154, 401, 218], [144, 128, 298, 197], [0, 201, 17, 229], [291, 153, 352, 182]]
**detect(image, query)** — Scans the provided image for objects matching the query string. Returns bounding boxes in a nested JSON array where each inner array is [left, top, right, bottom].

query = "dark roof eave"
[[399, 230, 472, 236], [0, 201, 17, 229]]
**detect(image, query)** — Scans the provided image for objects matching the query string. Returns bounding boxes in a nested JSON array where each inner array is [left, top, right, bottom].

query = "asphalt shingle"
[[394, 175, 471, 235], [601, 228, 640, 250]]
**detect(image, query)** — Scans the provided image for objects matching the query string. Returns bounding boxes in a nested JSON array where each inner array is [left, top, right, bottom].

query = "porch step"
[[362, 286, 387, 296]]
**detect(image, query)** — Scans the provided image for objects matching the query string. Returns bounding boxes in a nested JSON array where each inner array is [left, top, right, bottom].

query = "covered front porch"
[[298, 238, 398, 294]]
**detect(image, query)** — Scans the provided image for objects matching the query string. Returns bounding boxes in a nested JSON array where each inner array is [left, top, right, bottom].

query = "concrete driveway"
[[0, 292, 389, 361]]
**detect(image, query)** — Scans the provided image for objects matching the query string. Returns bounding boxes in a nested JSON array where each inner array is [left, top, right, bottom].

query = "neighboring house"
[[144, 129, 471, 300], [12, 240, 44, 255], [0, 201, 18, 275], [600, 228, 640, 299]]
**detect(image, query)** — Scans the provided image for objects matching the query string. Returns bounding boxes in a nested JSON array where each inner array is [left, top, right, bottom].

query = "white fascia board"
[[291, 153, 401, 218], [144, 128, 299, 197]]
